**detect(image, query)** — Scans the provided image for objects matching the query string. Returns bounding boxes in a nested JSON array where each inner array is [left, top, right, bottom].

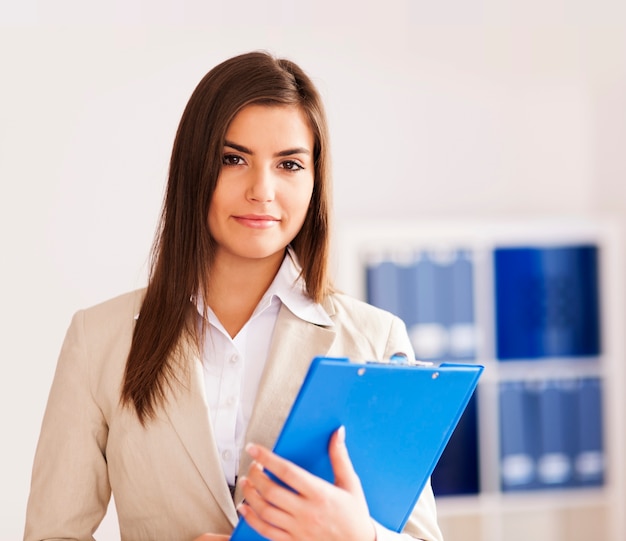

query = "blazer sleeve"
[[24, 310, 110, 541]]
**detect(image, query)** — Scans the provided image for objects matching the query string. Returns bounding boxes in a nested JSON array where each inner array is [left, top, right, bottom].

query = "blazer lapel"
[[235, 303, 336, 501], [163, 339, 238, 526]]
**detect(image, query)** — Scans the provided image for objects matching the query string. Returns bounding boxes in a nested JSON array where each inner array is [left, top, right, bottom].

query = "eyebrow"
[[224, 140, 311, 157]]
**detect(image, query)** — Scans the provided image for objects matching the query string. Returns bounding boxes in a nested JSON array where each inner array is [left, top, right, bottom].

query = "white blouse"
[[196, 249, 332, 484]]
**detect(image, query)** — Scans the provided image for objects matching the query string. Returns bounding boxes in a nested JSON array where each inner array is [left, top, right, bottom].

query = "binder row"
[[366, 245, 601, 362], [364, 244, 604, 496], [366, 249, 477, 362], [499, 377, 604, 491]]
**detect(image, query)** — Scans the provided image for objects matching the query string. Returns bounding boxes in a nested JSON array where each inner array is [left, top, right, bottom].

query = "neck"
[[205, 249, 285, 338]]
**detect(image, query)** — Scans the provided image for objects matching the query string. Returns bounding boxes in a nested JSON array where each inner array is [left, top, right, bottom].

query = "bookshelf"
[[334, 218, 626, 541]]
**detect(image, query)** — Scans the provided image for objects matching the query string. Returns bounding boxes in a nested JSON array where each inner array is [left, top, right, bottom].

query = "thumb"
[[329, 426, 363, 495]]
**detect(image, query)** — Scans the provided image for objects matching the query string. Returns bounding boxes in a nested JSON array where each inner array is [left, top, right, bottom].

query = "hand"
[[238, 426, 376, 541], [191, 534, 230, 541]]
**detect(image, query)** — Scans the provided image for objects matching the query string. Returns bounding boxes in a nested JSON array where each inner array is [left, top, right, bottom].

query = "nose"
[[247, 165, 275, 203]]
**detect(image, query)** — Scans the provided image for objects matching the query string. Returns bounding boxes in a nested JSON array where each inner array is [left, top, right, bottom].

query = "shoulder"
[[323, 292, 414, 360], [78, 289, 146, 330], [69, 288, 146, 353], [51, 289, 147, 419], [327, 291, 398, 326], [81, 288, 146, 320]]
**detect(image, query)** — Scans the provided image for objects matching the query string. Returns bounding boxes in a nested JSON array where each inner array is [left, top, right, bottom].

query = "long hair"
[[121, 51, 333, 423]]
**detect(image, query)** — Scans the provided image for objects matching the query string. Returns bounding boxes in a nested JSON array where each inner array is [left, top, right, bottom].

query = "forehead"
[[225, 104, 314, 149]]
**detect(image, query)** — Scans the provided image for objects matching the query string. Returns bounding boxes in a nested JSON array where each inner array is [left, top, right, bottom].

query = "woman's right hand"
[[192, 534, 230, 541]]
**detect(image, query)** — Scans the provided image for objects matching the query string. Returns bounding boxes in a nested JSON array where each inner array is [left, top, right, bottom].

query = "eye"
[[222, 154, 245, 166], [279, 160, 305, 172]]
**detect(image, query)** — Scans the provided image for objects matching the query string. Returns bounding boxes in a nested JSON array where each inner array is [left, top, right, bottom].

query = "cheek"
[[289, 190, 313, 225], [206, 190, 224, 235], [297, 178, 315, 211], [207, 182, 228, 220]]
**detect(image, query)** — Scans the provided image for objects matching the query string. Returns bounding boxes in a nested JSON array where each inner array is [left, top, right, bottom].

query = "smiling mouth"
[[233, 215, 280, 229]]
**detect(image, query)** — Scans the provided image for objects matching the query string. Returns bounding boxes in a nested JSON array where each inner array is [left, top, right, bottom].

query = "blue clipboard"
[[232, 356, 483, 540]]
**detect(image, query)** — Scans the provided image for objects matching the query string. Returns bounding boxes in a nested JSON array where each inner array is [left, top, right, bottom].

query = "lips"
[[232, 214, 280, 229]]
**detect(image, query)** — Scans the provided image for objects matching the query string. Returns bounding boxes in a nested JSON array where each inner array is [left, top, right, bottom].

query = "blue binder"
[[536, 380, 574, 488], [448, 249, 477, 360], [231, 356, 483, 540], [494, 245, 601, 360], [431, 393, 480, 496], [413, 253, 449, 360], [395, 252, 450, 361], [499, 381, 539, 491], [396, 257, 421, 333], [366, 260, 402, 317], [575, 377, 605, 486]]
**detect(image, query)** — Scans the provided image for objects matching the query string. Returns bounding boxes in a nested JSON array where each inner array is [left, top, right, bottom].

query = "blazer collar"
[[235, 302, 336, 503], [162, 336, 239, 525], [162, 299, 337, 527]]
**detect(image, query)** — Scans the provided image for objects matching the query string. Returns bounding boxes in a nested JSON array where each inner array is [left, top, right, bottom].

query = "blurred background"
[[2, 1, 626, 540]]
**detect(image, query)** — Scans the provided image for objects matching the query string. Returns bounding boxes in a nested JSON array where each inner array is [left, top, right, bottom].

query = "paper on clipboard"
[[231, 356, 483, 541]]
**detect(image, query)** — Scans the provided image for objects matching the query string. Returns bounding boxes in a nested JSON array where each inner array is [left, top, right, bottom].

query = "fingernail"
[[337, 425, 346, 444], [245, 442, 259, 458]]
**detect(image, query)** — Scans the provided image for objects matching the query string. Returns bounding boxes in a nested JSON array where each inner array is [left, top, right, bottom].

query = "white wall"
[[2, 1, 626, 539]]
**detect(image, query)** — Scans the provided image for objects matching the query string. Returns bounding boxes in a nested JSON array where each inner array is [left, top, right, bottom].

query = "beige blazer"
[[25, 289, 443, 541]]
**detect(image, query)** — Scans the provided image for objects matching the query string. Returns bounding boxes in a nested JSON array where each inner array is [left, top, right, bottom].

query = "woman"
[[25, 51, 443, 541]]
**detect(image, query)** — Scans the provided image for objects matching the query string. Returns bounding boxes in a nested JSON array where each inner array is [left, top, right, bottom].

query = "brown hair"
[[121, 51, 333, 423]]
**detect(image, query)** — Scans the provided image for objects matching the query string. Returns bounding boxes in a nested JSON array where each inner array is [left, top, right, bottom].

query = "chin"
[[229, 245, 287, 262]]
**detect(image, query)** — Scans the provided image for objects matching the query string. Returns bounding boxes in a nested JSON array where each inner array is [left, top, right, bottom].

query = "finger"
[[237, 501, 291, 541], [328, 426, 363, 495], [243, 462, 306, 525], [246, 442, 320, 496], [239, 475, 294, 531], [243, 465, 300, 514]]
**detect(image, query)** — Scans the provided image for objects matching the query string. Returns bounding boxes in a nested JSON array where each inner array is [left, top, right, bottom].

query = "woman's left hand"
[[238, 426, 376, 541]]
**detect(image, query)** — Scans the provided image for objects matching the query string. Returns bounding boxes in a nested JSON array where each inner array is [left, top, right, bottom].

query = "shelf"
[[335, 218, 626, 541], [437, 487, 608, 516]]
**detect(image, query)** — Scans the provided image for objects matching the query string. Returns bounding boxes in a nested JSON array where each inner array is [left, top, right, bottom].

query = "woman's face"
[[208, 104, 315, 266]]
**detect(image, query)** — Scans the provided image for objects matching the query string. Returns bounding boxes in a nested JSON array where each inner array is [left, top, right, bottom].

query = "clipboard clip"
[[371, 352, 434, 367]]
